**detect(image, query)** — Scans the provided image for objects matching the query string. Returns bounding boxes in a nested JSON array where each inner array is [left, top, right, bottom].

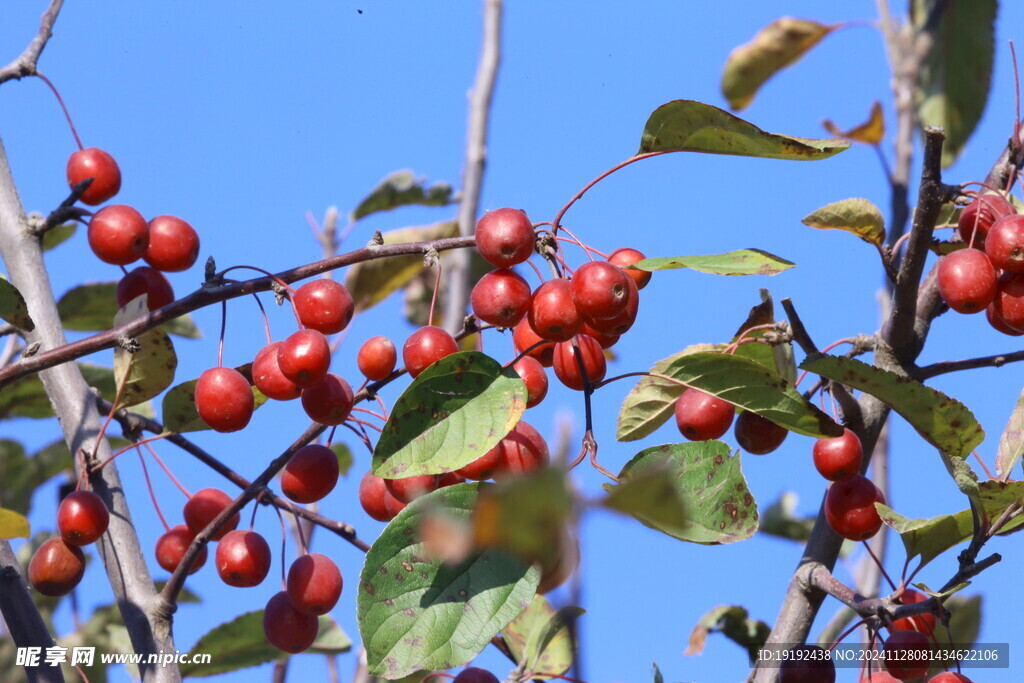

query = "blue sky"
[[3, 2, 1024, 682]]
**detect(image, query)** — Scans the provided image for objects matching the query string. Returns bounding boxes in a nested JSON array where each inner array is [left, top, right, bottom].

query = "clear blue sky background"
[[3, 2, 1024, 682]]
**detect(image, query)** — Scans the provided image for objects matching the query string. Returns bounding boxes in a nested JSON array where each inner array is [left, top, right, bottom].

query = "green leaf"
[[161, 314, 203, 339], [502, 595, 581, 679], [633, 249, 794, 276], [351, 170, 454, 222], [800, 354, 983, 457], [759, 492, 814, 543], [161, 364, 268, 433], [372, 351, 526, 477], [638, 100, 849, 160], [684, 605, 770, 661], [996, 387, 1024, 479], [180, 611, 350, 677], [602, 466, 688, 539], [0, 363, 116, 420], [113, 297, 177, 409], [801, 198, 886, 247], [0, 508, 30, 539], [977, 480, 1024, 536], [57, 281, 200, 338], [608, 442, 758, 544], [876, 503, 974, 570], [0, 275, 34, 331], [345, 221, 458, 312], [41, 222, 77, 251], [913, 0, 996, 167], [330, 442, 354, 477], [358, 482, 539, 679], [721, 18, 836, 110]]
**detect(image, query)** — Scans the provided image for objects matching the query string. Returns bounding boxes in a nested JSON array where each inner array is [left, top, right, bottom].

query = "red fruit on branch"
[[882, 630, 931, 680], [471, 268, 532, 327], [957, 192, 1015, 246], [358, 471, 393, 522], [985, 214, 1024, 272], [991, 271, 1024, 329], [453, 668, 500, 683], [986, 303, 1024, 335], [300, 373, 354, 426], [183, 488, 239, 541], [155, 525, 207, 574], [824, 474, 885, 541], [403, 326, 458, 378], [144, 215, 200, 272], [28, 538, 86, 597], [674, 388, 734, 441], [455, 443, 503, 481], [57, 490, 110, 546], [936, 248, 997, 313], [263, 591, 319, 653], [552, 334, 606, 390], [215, 529, 272, 588], [277, 329, 332, 388], [357, 336, 398, 381], [116, 266, 175, 310], [734, 411, 788, 455], [582, 275, 639, 335], [194, 366, 255, 433], [890, 588, 936, 636], [528, 279, 582, 342], [607, 247, 652, 289], [287, 553, 343, 615], [252, 342, 302, 401], [812, 428, 863, 481], [385, 474, 441, 504], [513, 355, 548, 408], [88, 204, 149, 265], [493, 420, 549, 478], [67, 147, 121, 205], [282, 444, 340, 504], [475, 208, 535, 268], [293, 279, 354, 334], [513, 318, 556, 366], [570, 260, 632, 320]]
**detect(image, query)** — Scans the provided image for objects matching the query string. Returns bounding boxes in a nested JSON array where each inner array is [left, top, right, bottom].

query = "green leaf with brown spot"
[[802, 198, 886, 247], [801, 354, 984, 457], [607, 441, 758, 544], [113, 297, 177, 409], [372, 351, 526, 477], [721, 18, 836, 110], [638, 100, 849, 160], [161, 364, 268, 433], [0, 275, 33, 331], [345, 221, 458, 312], [602, 466, 687, 538], [633, 249, 794, 276], [351, 170, 454, 222], [684, 605, 770, 660], [358, 482, 539, 679], [996, 387, 1024, 479], [0, 508, 29, 539], [876, 503, 974, 570], [502, 595, 581, 679]]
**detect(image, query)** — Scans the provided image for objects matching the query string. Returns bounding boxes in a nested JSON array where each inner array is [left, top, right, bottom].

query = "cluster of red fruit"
[[673, 388, 789, 454], [813, 428, 887, 542], [937, 192, 1024, 334], [69, 147, 201, 311], [27, 489, 109, 597]]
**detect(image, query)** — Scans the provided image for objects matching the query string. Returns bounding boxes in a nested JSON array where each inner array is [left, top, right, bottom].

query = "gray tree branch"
[[0, 0, 64, 84]]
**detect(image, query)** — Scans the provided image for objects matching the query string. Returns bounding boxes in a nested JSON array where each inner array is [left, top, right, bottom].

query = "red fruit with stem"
[[813, 428, 863, 481], [552, 334, 606, 390], [986, 302, 1024, 335], [28, 538, 86, 597], [58, 490, 110, 545], [778, 646, 836, 683], [358, 336, 398, 381], [88, 204, 149, 265], [891, 588, 937, 636], [384, 490, 407, 518], [824, 474, 885, 541], [358, 471, 392, 522], [513, 318, 555, 366], [215, 529, 272, 588], [293, 279, 354, 334], [144, 215, 200, 272], [453, 669, 500, 683], [734, 411, 788, 455], [155, 525, 207, 574], [455, 443, 503, 480], [493, 421, 549, 478], [252, 342, 302, 401], [281, 444, 340, 504], [957, 192, 1016, 246], [183, 488, 239, 541], [570, 260, 632, 320], [513, 356, 548, 408], [882, 630, 932, 680], [194, 366, 255, 433], [991, 271, 1024, 329], [277, 329, 331, 388], [263, 591, 319, 653], [403, 326, 459, 378], [580, 321, 620, 349], [471, 268, 532, 327], [528, 279, 583, 342], [583, 275, 639, 335], [674, 388, 734, 441], [67, 147, 121, 205], [936, 248, 997, 313], [985, 214, 1024, 272], [385, 474, 441, 504], [301, 373, 354, 426], [607, 247, 652, 289], [117, 266, 175, 310], [475, 208, 535, 268], [286, 553, 343, 616]]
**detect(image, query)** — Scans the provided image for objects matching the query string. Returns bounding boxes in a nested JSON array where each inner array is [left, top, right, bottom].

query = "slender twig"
[[442, 0, 503, 335], [0, 0, 64, 84], [914, 349, 1024, 380]]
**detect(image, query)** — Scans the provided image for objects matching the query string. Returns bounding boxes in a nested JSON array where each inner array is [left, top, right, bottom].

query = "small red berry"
[[579, 321, 620, 349], [513, 356, 548, 408], [263, 591, 319, 653], [937, 248, 997, 313], [882, 630, 931, 680], [476, 208, 535, 268], [293, 279, 354, 334], [183, 488, 239, 541], [957, 192, 1015, 246], [358, 471, 393, 522], [986, 302, 1024, 335], [88, 204, 149, 265], [67, 147, 121, 205], [155, 525, 207, 574], [358, 336, 398, 381], [674, 389, 734, 441], [985, 214, 1024, 272], [144, 215, 200, 272], [582, 275, 639, 335], [512, 318, 555, 366], [528, 279, 582, 342], [570, 260, 632, 320], [28, 538, 86, 596], [116, 266, 175, 310], [403, 326, 459, 378], [455, 444, 503, 481], [552, 334, 606, 390], [252, 342, 302, 401], [991, 271, 1024, 329], [890, 588, 936, 636], [57, 490, 109, 546], [281, 444, 340, 504], [215, 529, 272, 588], [385, 474, 441, 504], [608, 247, 652, 289], [277, 329, 332, 388], [195, 367, 255, 433], [453, 668, 500, 683], [493, 421, 549, 479], [734, 411, 788, 455], [471, 268, 532, 327], [301, 374, 354, 426], [812, 428, 863, 481], [824, 475, 885, 541], [287, 553, 343, 615]]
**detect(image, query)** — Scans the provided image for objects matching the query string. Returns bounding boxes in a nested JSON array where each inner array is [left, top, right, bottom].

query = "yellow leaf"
[[823, 101, 885, 145]]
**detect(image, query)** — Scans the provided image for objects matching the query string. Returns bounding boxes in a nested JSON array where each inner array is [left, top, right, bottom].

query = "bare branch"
[[0, 540, 65, 683], [442, 0, 503, 335], [0, 0, 64, 85], [915, 348, 1024, 380]]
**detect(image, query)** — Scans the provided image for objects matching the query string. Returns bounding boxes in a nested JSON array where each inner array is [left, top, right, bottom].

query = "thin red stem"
[[863, 540, 897, 592], [36, 72, 83, 150], [142, 441, 192, 498], [347, 416, 383, 433], [136, 447, 170, 533], [428, 258, 442, 326], [94, 434, 170, 471], [351, 406, 387, 422], [971, 450, 996, 480], [217, 300, 227, 367]]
